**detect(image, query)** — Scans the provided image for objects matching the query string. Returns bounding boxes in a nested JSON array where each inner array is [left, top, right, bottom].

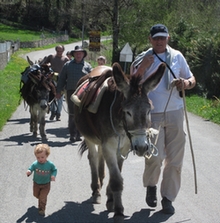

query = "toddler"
[[27, 143, 57, 216]]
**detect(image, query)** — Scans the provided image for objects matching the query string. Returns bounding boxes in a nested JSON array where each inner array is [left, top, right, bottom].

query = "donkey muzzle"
[[40, 99, 48, 110]]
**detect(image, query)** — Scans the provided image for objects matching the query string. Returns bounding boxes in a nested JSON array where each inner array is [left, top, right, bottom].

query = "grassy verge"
[[0, 52, 27, 130], [0, 23, 77, 42], [186, 95, 220, 124], [0, 23, 51, 41]]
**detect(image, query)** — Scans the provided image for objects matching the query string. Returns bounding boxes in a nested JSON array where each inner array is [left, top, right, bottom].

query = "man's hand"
[[175, 78, 192, 91], [134, 55, 154, 76], [142, 54, 154, 68]]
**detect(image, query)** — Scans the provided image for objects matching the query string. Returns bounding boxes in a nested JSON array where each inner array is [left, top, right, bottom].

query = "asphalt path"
[[20, 38, 111, 63], [0, 44, 220, 223], [21, 41, 83, 62]]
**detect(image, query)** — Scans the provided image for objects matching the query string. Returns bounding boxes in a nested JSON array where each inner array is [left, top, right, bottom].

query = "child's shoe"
[[38, 209, 45, 216]]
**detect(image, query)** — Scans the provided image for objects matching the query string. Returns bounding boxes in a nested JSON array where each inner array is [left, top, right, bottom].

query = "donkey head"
[[23, 63, 55, 110], [112, 62, 166, 157], [35, 86, 50, 110]]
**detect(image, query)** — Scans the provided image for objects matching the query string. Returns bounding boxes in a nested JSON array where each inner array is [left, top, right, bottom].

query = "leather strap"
[[153, 49, 177, 79], [153, 50, 183, 97]]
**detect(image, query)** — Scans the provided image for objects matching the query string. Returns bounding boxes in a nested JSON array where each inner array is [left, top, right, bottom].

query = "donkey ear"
[[27, 56, 34, 66], [142, 63, 166, 94], [112, 63, 130, 97]]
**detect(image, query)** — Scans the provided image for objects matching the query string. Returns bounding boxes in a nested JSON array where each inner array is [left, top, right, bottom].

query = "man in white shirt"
[[131, 24, 196, 214]]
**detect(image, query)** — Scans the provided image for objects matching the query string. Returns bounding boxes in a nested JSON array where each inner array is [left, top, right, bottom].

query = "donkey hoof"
[[92, 193, 101, 204], [41, 135, 48, 140], [113, 214, 124, 223], [33, 132, 37, 138]]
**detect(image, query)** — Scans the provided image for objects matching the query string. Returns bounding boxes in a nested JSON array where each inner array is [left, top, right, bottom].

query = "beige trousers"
[[143, 108, 186, 201]]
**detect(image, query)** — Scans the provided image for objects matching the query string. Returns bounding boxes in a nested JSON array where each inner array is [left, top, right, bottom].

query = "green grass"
[[0, 52, 27, 130], [0, 23, 80, 42], [0, 23, 50, 41], [186, 95, 220, 124]]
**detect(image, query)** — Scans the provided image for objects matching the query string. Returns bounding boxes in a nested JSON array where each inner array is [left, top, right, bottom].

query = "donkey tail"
[[78, 140, 88, 156]]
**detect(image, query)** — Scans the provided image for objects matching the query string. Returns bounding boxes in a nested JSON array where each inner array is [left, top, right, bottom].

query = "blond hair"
[[34, 144, 50, 156]]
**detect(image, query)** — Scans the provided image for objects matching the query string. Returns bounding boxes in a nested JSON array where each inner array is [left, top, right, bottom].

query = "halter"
[[128, 129, 158, 159]]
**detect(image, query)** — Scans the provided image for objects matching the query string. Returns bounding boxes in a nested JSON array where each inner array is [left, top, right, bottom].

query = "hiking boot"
[[49, 112, 56, 120], [161, 197, 175, 214], [146, 186, 157, 207]]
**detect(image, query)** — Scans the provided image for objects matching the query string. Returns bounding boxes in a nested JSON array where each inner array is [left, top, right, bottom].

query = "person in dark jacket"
[[56, 46, 92, 142]]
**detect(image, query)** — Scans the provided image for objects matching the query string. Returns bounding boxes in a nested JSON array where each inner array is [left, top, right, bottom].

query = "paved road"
[[1, 45, 220, 223], [20, 37, 111, 63], [21, 41, 83, 62]]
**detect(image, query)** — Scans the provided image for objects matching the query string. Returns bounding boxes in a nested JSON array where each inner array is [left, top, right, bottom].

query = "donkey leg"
[[86, 141, 103, 204], [102, 140, 124, 218], [98, 146, 105, 188], [106, 161, 124, 217], [30, 115, 34, 133], [106, 183, 114, 212], [30, 106, 38, 137], [29, 106, 34, 133], [38, 109, 47, 140], [105, 157, 124, 213]]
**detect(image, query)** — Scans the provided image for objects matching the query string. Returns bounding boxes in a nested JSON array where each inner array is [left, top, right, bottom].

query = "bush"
[[170, 19, 220, 99]]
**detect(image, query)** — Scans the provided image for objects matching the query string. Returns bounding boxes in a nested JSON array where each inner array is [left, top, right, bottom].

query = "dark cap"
[[71, 45, 87, 58], [150, 24, 169, 38]]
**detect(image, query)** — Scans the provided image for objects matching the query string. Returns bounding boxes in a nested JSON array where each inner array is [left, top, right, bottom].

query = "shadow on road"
[[16, 199, 111, 223], [16, 203, 173, 223], [124, 208, 172, 223], [0, 132, 42, 146], [0, 130, 71, 147], [1, 116, 73, 147], [46, 127, 69, 139], [6, 118, 30, 125]]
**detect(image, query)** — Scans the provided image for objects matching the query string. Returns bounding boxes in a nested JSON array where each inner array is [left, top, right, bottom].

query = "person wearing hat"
[[56, 45, 92, 142], [131, 24, 196, 214], [97, 56, 106, 66]]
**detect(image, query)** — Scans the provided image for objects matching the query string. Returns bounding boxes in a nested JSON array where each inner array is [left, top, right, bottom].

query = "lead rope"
[[153, 84, 174, 146], [154, 80, 197, 194], [110, 91, 131, 160]]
